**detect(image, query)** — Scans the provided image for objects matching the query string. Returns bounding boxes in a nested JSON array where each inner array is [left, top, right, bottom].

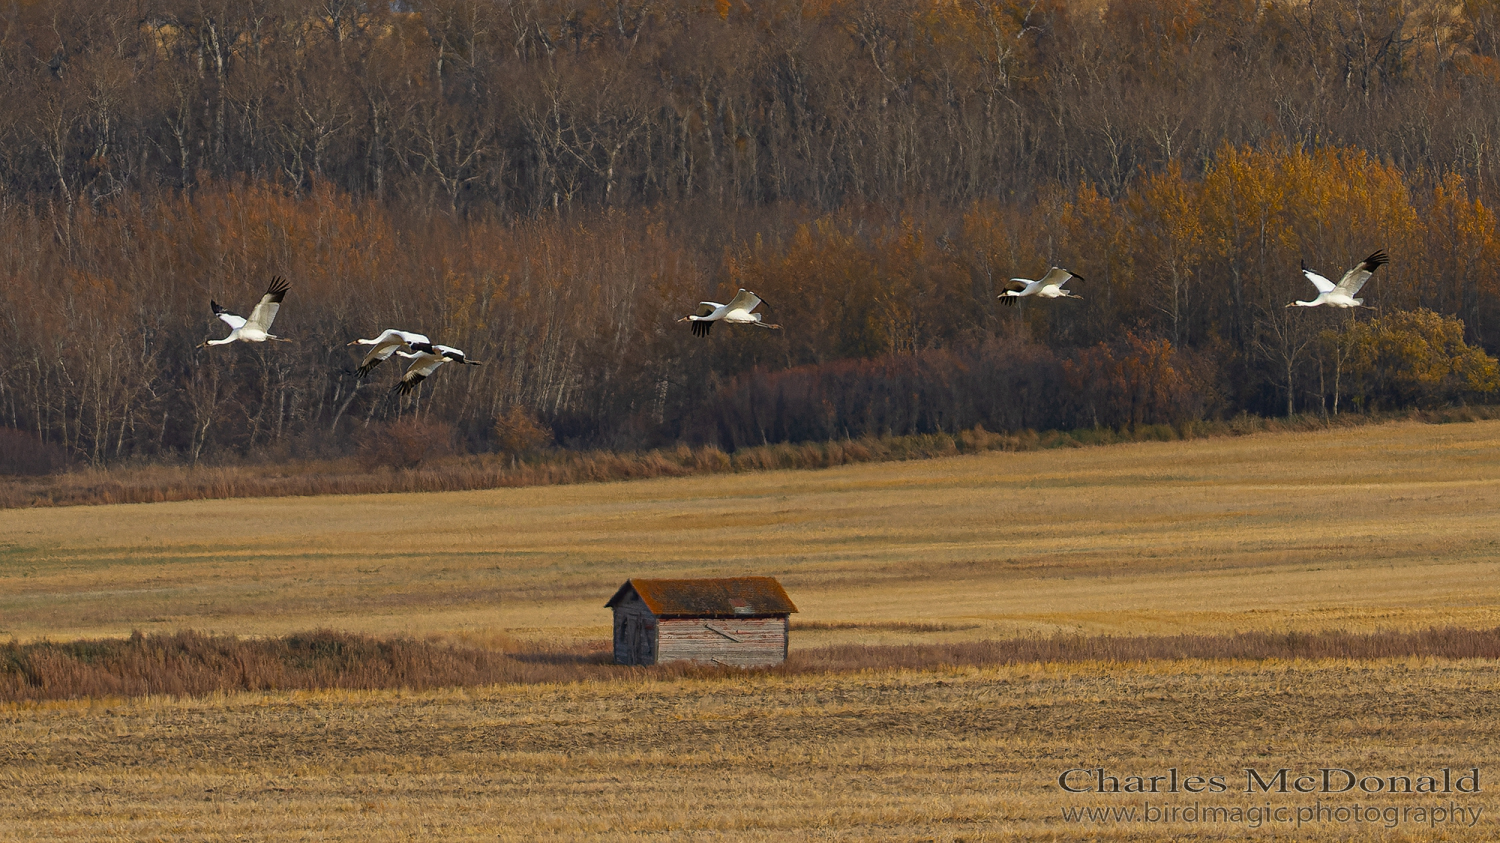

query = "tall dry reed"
[[6, 409, 1496, 510], [5, 627, 1499, 703]]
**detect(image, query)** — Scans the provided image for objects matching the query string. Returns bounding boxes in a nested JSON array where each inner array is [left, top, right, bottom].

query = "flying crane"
[[1289, 251, 1388, 308], [999, 267, 1082, 306], [680, 288, 782, 337], [394, 344, 483, 395], [201, 277, 292, 347], [348, 329, 433, 378]]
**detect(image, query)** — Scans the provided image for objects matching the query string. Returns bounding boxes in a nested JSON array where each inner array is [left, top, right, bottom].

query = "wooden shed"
[[605, 577, 798, 667]]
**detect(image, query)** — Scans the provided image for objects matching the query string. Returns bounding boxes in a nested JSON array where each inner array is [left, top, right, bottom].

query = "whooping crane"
[[394, 344, 482, 395], [201, 277, 291, 347], [348, 329, 434, 378], [1000, 267, 1082, 306], [679, 288, 782, 337], [1289, 251, 1388, 308]]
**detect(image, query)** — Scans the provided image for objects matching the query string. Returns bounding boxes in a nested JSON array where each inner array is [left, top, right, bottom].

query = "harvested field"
[[3, 418, 1500, 839], [2, 419, 1500, 645], [0, 660, 1494, 840]]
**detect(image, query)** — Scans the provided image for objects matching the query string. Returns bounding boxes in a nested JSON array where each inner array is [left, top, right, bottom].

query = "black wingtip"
[[265, 275, 290, 302], [999, 295, 1015, 307], [395, 374, 426, 395], [1363, 250, 1389, 271], [691, 320, 712, 338]]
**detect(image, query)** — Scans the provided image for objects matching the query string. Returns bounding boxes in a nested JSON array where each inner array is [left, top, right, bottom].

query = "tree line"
[[7, 0, 1500, 212], [2, 141, 1497, 469], [2, 0, 1500, 471]]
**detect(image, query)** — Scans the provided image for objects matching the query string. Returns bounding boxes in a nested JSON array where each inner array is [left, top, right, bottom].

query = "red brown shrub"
[[0, 428, 70, 476], [358, 418, 459, 470]]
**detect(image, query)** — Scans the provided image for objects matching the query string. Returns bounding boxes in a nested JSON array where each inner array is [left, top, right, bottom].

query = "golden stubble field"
[[3, 419, 1500, 839], [1, 660, 1495, 840], [2, 419, 1499, 645]]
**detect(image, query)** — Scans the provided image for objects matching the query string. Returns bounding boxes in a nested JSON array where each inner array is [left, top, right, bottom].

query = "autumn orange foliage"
[[0, 1, 1499, 475], [2, 143, 1499, 472]]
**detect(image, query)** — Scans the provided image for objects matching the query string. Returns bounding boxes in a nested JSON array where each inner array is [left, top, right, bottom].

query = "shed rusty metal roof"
[[605, 577, 798, 617]]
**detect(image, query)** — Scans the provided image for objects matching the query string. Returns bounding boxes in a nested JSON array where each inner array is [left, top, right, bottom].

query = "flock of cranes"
[[998, 251, 1388, 310], [201, 282, 484, 394], [347, 329, 484, 394], [199, 251, 1390, 386]]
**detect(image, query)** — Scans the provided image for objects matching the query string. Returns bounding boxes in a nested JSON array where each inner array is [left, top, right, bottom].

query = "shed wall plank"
[[656, 617, 788, 666]]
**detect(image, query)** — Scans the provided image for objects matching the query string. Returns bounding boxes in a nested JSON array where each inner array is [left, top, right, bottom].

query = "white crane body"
[[680, 288, 781, 337], [202, 277, 291, 346], [349, 329, 434, 378], [1000, 267, 1082, 306], [394, 344, 482, 394], [1290, 251, 1388, 308]]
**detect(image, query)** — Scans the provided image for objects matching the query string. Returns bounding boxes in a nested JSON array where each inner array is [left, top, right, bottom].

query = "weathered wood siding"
[[656, 617, 788, 667], [612, 594, 658, 666]]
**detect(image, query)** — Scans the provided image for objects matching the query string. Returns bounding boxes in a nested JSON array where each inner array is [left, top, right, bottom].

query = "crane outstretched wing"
[[395, 371, 430, 394], [358, 345, 399, 378], [395, 352, 446, 395], [726, 288, 762, 313], [211, 301, 246, 329], [355, 330, 430, 378], [1334, 250, 1388, 296], [1039, 267, 1079, 287], [999, 279, 1033, 306], [1301, 261, 1336, 293], [246, 276, 289, 332]]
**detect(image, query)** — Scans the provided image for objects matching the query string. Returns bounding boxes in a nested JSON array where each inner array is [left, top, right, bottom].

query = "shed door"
[[632, 618, 655, 664]]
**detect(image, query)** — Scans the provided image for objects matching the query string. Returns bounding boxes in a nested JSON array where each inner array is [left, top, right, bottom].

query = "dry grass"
[[5, 418, 1500, 839], [0, 631, 598, 702], [1, 659, 1495, 840], [7, 407, 1497, 510], [8, 626, 1500, 704], [5, 417, 1500, 645]]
